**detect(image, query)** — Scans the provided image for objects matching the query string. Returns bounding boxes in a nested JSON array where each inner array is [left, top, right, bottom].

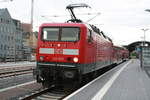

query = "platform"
[[64, 59, 150, 100]]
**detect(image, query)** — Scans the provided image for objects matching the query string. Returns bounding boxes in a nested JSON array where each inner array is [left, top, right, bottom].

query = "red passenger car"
[[113, 46, 129, 64], [121, 47, 129, 61]]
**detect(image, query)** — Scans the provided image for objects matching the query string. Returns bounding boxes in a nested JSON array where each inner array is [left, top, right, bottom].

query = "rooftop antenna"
[[66, 3, 91, 23]]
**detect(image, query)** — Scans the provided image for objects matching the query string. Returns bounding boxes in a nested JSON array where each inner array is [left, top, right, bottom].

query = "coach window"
[[87, 29, 92, 42]]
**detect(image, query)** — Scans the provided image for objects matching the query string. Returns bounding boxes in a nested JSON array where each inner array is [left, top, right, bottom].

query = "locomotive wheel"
[[55, 77, 63, 88], [64, 76, 83, 89], [36, 75, 41, 82], [42, 81, 51, 88], [76, 75, 83, 88]]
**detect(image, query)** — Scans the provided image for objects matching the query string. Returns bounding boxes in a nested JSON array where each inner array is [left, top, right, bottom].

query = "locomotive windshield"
[[42, 27, 79, 41], [43, 28, 59, 41]]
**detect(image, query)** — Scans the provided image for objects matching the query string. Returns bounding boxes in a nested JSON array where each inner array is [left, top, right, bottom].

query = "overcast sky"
[[0, 0, 150, 45]]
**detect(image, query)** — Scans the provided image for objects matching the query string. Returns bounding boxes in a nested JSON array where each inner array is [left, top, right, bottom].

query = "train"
[[33, 4, 129, 87], [114, 46, 129, 63]]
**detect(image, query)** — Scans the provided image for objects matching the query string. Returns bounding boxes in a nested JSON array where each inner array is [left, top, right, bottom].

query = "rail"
[[0, 69, 33, 78], [20, 86, 70, 100]]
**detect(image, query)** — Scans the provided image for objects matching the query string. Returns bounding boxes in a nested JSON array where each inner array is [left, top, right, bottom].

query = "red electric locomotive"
[[35, 22, 115, 86], [34, 4, 127, 87]]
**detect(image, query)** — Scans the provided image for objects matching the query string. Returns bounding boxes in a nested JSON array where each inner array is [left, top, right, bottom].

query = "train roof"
[[114, 45, 128, 50], [40, 23, 87, 27], [40, 23, 112, 42]]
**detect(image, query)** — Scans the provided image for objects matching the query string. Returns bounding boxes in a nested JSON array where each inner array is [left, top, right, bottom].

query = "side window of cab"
[[87, 29, 92, 42]]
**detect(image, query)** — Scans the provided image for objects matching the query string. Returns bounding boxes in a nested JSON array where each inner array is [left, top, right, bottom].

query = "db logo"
[[55, 49, 63, 54]]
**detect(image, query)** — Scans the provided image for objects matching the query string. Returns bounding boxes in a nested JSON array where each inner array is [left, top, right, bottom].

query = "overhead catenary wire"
[[0, 0, 13, 2], [86, 13, 101, 22], [41, 16, 55, 23], [41, 12, 101, 18]]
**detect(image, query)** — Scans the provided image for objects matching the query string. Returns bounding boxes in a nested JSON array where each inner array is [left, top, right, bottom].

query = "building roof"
[[0, 8, 11, 18], [126, 41, 150, 52], [0, 8, 7, 16]]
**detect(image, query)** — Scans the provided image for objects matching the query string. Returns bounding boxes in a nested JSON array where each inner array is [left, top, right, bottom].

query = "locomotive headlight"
[[40, 56, 44, 61], [73, 57, 78, 62]]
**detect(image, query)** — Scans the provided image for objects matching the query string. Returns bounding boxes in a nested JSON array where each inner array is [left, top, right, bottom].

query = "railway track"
[[0, 65, 34, 78], [17, 64, 118, 100], [20, 86, 72, 100], [0, 69, 33, 78], [18, 66, 117, 100], [0, 66, 33, 72]]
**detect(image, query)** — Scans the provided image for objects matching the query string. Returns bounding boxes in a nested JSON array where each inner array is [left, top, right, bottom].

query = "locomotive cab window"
[[43, 28, 59, 41], [61, 28, 79, 41], [42, 27, 80, 42]]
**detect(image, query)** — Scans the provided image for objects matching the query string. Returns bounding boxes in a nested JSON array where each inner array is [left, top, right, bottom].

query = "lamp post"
[[29, 0, 34, 61], [141, 29, 149, 46], [31, 0, 34, 31]]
